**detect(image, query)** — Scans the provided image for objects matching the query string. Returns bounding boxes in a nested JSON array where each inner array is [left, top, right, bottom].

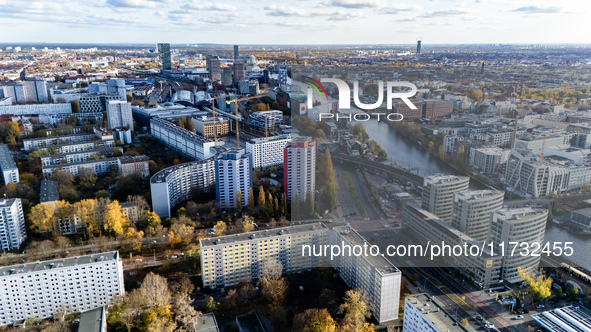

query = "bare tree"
[[140, 272, 171, 308], [173, 294, 201, 332], [260, 258, 283, 283]]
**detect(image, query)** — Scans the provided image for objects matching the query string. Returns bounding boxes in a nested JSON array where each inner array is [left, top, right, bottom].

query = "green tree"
[[555, 286, 563, 300], [568, 285, 580, 301], [305, 188, 314, 218]]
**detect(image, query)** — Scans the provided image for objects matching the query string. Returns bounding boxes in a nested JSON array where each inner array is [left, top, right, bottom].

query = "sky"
[[0, 0, 589, 45]]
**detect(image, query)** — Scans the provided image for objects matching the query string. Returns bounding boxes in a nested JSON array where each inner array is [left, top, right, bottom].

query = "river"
[[360, 119, 591, 268]]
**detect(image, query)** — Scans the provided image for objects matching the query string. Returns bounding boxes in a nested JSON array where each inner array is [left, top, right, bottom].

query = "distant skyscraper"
[[416, 40, 422, 55], [233, 45, 239, 59], [284, 136, 316, 203], [278, 66, 288, 92], [106, 100, 134, 131], [157, 43, 172, 71], [221, 67, 233, 86], [206, 56, 221, 82], [421, 175, 469, 222], [233, 62, 245, 85], [215, 149, 252, 209]]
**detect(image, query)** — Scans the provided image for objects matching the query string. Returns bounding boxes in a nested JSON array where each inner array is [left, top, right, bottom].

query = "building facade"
[[403, 294, 467, 332], [421, 175, 470, 222], [469, 147, 509, 175], [245, 134, 290, 169], [117, 155, 150, 178], [451, 190, 504, 242], [0, 145, 19, 185], [42, 157, 119, 177], [150, 158, 216, 218], [0, 198, 27, 251], [0, 103, 71, 116], [0, 251, 124, 326], [215, 149, 252, 210], [192, 116, 229, 138], [79, 94, 119, 113], [106, 101, 133, 131], [0, 80, 48, 103], [284, 136, 316, 203], [157, 43, 172, 71], [488, 208, 548, 283], [150, 118, 215, 161]]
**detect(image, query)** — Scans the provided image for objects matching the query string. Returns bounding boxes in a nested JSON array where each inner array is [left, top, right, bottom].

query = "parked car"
[[475, 315, 483, 321], [537, 305, 545, 309], [485, 322, 495, 329], [514, 315, 524, 320]]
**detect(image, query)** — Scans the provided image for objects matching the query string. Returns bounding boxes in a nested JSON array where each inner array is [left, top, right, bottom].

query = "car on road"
[[513, 315, 524, 320], [537, 304, 545, 309], [475, 315, 483, 321], [484, 322, 495, 329]]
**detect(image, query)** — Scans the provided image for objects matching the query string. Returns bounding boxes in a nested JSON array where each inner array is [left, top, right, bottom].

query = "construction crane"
[[540, 133, 547, 161], [226, 94, 268, 148]]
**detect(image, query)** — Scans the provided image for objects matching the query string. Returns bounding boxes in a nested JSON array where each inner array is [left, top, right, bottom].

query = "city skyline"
[[0, 0, 589, 45]]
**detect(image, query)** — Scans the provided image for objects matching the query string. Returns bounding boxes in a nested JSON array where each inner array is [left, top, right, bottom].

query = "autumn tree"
[[236, 189, 243, 216], [141, 273, 171, 308], [236, 215, 255, 233], [173, 294, 201, 332], [438, 144, 445, 159], [75, 199, 99, 236], [428, 141, 435, 154], [339, 290, 370, 329], [258, 187, 266, 208], [144, 211, 161, 235], [78, 167, 97, 189], [171, 276, 195, 296], [168, 222, 194, 248], [103, 200, 129, 236], [518, 267, 552, 302], [262, 278, 288, 308], [261, 257, 283, 283], [28, 203, 56, 233], [123, 227, 144, 253], [305, 188, 314, 218], [292, 308, 335, 332], [247, 187, 255, 214], [213, 221, 227, 237]]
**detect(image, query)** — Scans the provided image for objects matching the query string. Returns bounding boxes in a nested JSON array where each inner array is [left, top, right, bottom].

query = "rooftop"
[[454, 189, 504, 202], [0, 251, 119, 277], [424, 174, 469, 185], [78, 307, 105, 332], [150, 157, 216, 184], [200, 223, 329, 248], [333, 225, 400, 275], [493, 207, 547, 222], [40, 179, 59, 203], [247, 134, 291, 145], [531, 305, 591, 332], [0, 144, 17, 170], [405, 293, 468, 332], [195, 312, 220, 332]]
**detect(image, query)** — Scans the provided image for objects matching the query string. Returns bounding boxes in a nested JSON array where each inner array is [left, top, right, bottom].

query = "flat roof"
[[424, 174, 469, 185], [454, 190, 504, 201], [41, 156, 119, 171], [333, 225, 400, 275], [200, 223, 329, 248], [406, 294, 468, 332], [78, 307, 105, 332], [150, 157, 215, 184], [493, 207, 547, 222], [531, 306, 591, 332], [40, 179, 59, 203], [0, 251, 119, 277], [0, 144, 17, 170], [195, 312, 220, 332]]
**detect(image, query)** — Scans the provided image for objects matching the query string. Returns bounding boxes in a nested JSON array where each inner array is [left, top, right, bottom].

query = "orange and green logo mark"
[[304, 76, 328, 100]]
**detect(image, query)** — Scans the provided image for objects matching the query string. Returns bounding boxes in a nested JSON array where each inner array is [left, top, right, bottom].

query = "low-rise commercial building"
[[42, 157, 119, 177], [192, 116, 229, 138], [531, 305, 591, 332], [0, 251, 124, 327], [117, 155, 150, 178], [40, 148, 122, 166], [402, 294, 468, 332]]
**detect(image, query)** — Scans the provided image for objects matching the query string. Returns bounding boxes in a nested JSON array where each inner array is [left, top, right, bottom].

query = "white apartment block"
[[0, 251, 124, 327], [215, 149, 252, 210], [150, 158, 216, 218], [421, 175, 470, 222], [23, 134, 96, 151], [245, 134, 290, 169], [150, 118, 215, 161], [40, 148, 122, 166], [487, 129, 513, 147], [0, 198, 27, 251], [451, 190, 504, 242], [469, 147, 509, 175], [0, 80, 48, 103], [106, 101, 134, 131], [329, 225, 401, 324], [284, 136, 316, 203], [0, 103, 71, 116], [42, 157, 119, 178], [79, 94, 119, 113], [442, 135, 464, 153], [488, 208, 548, 283], [403, 203, 502, 289], [200, 223, 401, 324], [403, 294, 467, 332], [0, 145, 19, 185]]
